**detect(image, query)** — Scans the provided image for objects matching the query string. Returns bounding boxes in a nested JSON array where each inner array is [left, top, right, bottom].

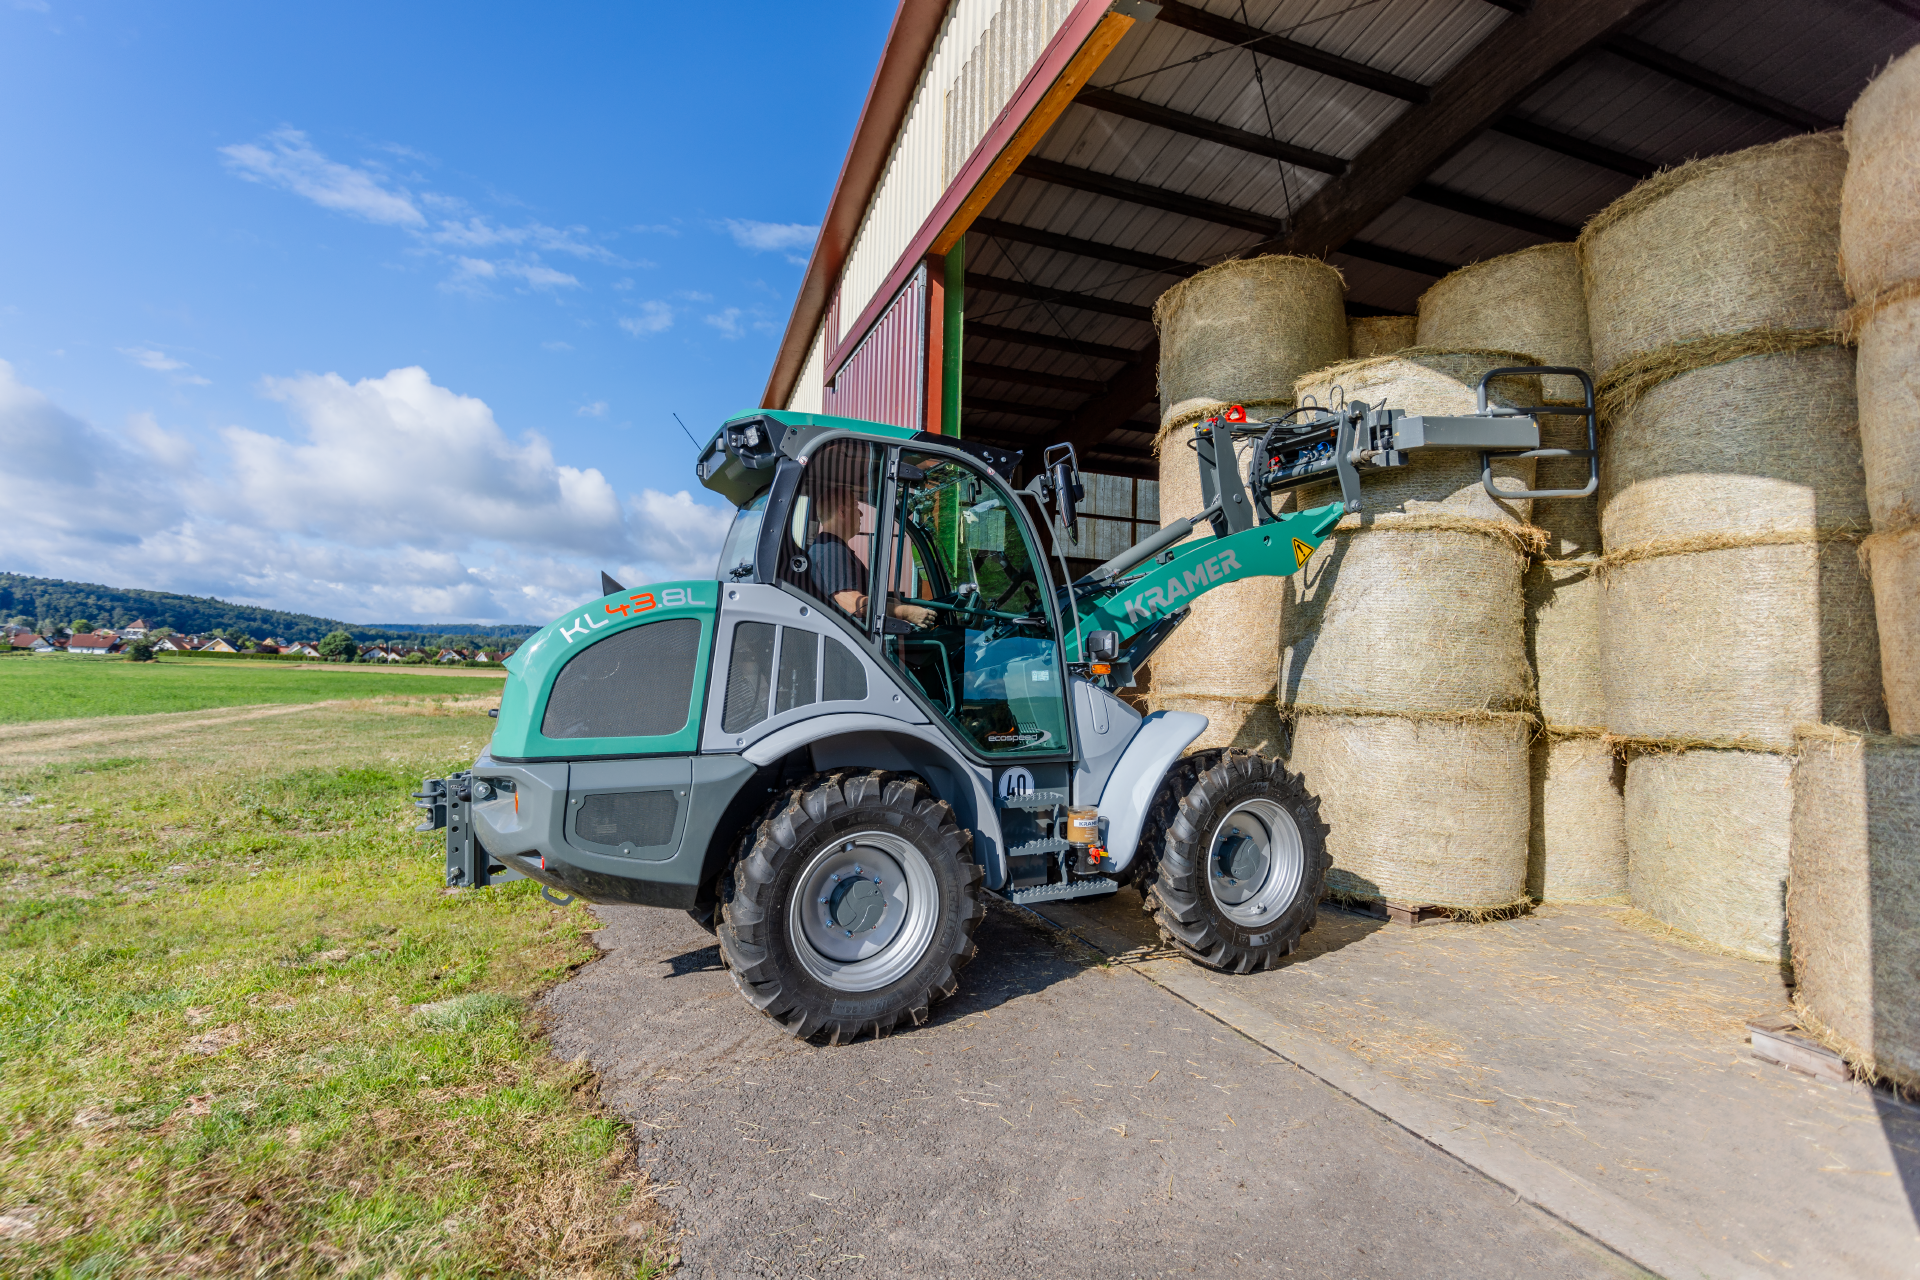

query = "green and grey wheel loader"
[[414, 368, 1594, 1042]]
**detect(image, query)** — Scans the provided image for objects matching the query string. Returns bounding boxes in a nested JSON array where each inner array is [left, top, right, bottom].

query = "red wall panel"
[[824, 266, 926, 431]]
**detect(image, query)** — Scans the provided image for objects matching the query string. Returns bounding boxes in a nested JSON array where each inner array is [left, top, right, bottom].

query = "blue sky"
[[0, 0, 890, 624]]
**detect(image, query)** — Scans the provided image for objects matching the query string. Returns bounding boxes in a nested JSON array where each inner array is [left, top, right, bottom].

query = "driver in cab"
[[810, 480, 936, 630]]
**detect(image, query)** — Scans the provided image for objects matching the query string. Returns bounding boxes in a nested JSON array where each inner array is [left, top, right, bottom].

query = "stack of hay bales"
[[1840, 45, 1920, 734], [1347, 314, 1416, 359], [1280, 350, 1542, 914], [1416, 242, 1625, 903], [1151, 255, 1348, 755], [1788, 46, 1920, 1085], [1580, 131, 1885, 962]]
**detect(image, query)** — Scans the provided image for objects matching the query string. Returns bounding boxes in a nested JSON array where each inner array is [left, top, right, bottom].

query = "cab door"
[[878, 446, 1072, 760]]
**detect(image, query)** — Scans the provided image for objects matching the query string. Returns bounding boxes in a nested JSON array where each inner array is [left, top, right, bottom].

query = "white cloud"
[[542, 340, 574, 352], [219, 129, 423, 227], [619, 302, 673, 336], [0, 361, 732, 624], [577, 400, 608, 417], [724, 219, 818, 253], [503, 262, 579, 290], [704, 308, 744, 339], [120, 346, 211, 385]]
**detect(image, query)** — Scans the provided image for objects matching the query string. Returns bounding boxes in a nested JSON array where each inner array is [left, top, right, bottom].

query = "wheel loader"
[[414, 368, 1594, 1042]]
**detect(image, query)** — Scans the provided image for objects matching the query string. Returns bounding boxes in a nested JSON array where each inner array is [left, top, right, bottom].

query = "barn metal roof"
[[777, 0, 1920, 480]]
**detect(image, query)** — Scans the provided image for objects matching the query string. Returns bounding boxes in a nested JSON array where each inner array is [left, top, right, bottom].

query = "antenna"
[[672, 412, 701, 450]]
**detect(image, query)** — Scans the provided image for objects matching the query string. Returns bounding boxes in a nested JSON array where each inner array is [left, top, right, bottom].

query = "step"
[[1006, 837, 1071, 860], [999, 788, 1069, 812], [1009, 876, 1120, 906]]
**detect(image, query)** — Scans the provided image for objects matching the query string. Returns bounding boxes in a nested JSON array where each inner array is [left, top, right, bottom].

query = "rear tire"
[[1140, 750, 1328, 974], [717, 771, 985, 1043]]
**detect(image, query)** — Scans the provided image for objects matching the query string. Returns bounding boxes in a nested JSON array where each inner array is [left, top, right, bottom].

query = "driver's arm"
[[832, 591, 933, 627]]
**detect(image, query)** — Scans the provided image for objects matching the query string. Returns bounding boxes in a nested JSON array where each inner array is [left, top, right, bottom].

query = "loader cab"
[[706, 414, 1074, 766]]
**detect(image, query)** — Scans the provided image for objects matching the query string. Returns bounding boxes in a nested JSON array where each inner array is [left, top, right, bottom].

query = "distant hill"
[[0, 573, 539, 648]]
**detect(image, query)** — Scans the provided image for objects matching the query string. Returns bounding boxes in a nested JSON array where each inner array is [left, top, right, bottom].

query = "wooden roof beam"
[[965, 321, 1142, 365], [965, 361, 1109, 395], [970, 218, 1196, 278], [1016, 157, 1287, 236], [1407, 183, 1579, 239], [1603, 36, 1839, 131], [1151, 0, 1429, 102], [1073, 86, 1347, 174], [1053, 0, 1666, 458], [963, 396, 1075, 422], [965, 271, 1155, 323], [1491, 116, 1658, 178]]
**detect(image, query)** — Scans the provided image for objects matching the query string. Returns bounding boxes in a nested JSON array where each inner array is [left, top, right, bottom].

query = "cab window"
[[716, 492, 766, 580], [775, 439, 884, 627], [881, 450, 1070, 757]]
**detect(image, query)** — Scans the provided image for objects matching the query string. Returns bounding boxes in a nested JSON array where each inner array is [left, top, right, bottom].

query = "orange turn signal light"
[[1090, 663, 1111, 675]]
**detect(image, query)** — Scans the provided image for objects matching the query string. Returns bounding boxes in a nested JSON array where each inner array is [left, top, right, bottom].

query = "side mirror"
[[1042, 443, 1084, 542], [1086, 630, 1119, 662]]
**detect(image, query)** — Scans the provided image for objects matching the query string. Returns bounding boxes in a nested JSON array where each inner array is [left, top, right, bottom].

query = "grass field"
[[0, 691, 673, 1277], [0, 658, 506, 726]]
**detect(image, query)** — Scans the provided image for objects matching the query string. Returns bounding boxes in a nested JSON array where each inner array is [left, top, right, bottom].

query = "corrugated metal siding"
[[836, 0, 1075, 345], [825, 266, 928, 431], [1065, 472, 1161, 560], [943, 0, 1076, 187], [788, 324, 827, 414]]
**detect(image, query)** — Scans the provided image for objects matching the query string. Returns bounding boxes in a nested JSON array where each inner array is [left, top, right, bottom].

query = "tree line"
[[0, 572, 536, 651]]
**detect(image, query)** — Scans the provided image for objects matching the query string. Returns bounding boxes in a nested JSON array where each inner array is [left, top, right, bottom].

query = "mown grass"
[[0, 695, 674, 1278], [0, 659, 506, 726]]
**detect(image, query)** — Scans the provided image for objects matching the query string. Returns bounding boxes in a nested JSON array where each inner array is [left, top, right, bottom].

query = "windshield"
[[716, 492, 767, 581]]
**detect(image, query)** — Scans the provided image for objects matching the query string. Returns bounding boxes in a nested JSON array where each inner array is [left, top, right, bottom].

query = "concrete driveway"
[[543, 900, 1641, 1279]]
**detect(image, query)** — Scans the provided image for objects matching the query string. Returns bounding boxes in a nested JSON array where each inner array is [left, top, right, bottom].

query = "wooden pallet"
[[1747, 1012, 1852, 1084], [1345, 899, 1451, 928]]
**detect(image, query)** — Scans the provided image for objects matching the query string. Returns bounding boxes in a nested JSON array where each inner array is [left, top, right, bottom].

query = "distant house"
[[122, 619, 152, 638], [7, 628, 38, 649], [67, 632, 121, 656], [24, 634, 61, 654], [255, 641, 281, 655], [282, 642, 321, 658], [202, 638, 238, 654], [436, 648, 469, 664], [151, 636, 189, 652]]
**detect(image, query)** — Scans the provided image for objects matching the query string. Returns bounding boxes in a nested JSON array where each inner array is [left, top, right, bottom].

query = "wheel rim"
[[789, 830, 939, 992], [1206, 798, 1305, 928]]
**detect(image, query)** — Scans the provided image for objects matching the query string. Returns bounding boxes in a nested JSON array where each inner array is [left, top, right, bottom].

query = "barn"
[[758, 0, 1910, 488]]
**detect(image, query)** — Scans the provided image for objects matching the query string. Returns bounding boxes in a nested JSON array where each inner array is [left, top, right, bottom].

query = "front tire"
[[717, 771, 984, 1043], [1142, 751, 1328, 974]]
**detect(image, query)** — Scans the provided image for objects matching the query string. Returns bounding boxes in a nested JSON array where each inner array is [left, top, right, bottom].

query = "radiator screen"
[[541, 618, 700, 740], [574, 790, 678, 851]]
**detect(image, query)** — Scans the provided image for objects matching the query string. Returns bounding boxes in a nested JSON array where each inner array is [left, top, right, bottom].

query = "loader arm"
[[1063, 498, 1345, 663]]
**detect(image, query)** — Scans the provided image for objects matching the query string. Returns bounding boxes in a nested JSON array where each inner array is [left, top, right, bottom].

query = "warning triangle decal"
[[1292, 537, 1316, 568]]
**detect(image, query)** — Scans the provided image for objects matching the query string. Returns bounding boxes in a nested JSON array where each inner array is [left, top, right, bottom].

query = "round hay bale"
[[1525, 562, 1604, 728], [1416, 242, 1593, 372], [1151, 418, 1289, 752], [1855, 287, 1920, 533], [1864, 524, 1920, 735], [1598, 346, 1866, 551], [1288, 712, 1531, 911], [1279, 526, 1532, 714], [1839, 44, 1920, 302], [1528, 736, 1626, 902], [1156, 695, 1288, 757], [1602, 540, 1886, 749], [1155, 255, 1348, 423], [1533, 403, 1602, 561], [1293, 349, 1543, 527], [1624, 747, 1793, 962], [1579, 132, 1849, 378], [1789, 726, 1920, 1090], [1347, 314, 1415, 359]]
